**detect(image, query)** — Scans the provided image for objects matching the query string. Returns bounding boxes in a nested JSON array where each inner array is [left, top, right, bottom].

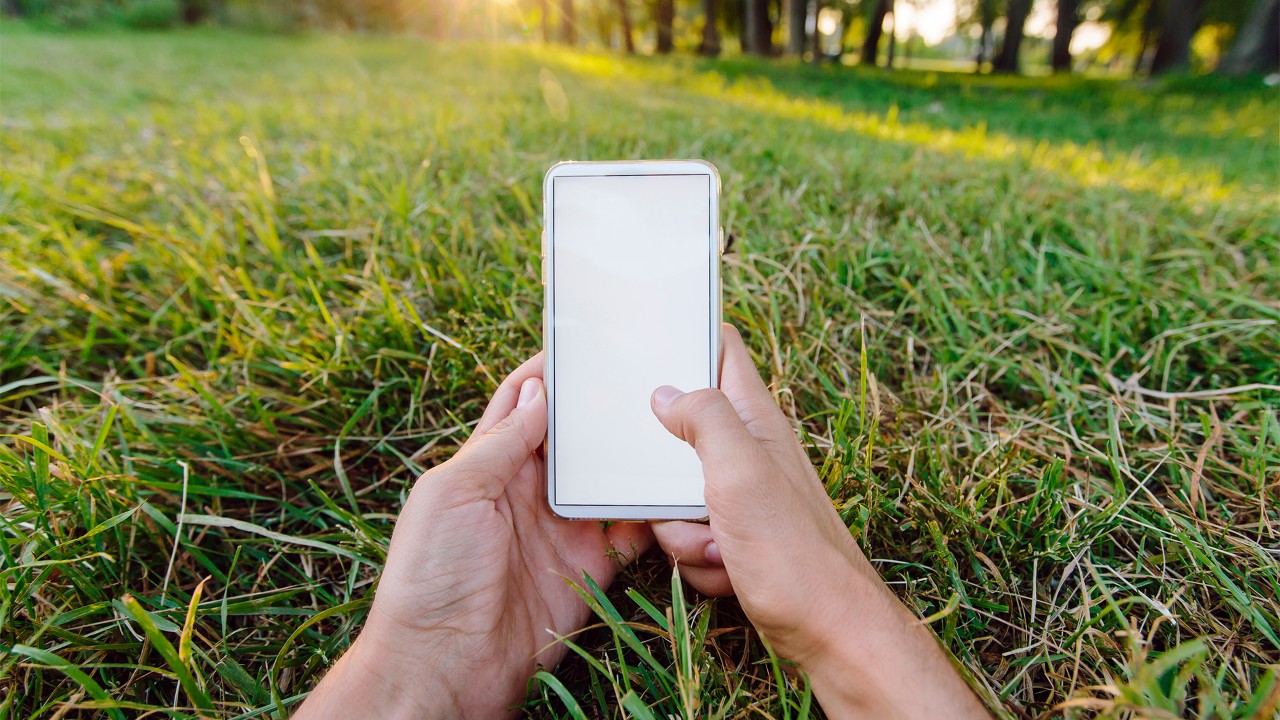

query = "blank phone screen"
[[550, 173, 713, 508]]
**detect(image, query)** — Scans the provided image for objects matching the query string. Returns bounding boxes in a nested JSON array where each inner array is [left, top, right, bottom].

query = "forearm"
[[294, 637, 459, 720], [805, 588, 991, 719]]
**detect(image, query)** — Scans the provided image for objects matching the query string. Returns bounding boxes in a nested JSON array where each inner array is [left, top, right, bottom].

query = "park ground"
[[1, 23, 1278, 719]]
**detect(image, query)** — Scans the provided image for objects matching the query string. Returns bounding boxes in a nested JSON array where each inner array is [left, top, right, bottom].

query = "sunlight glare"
[[817, 8, 841, 37], [891, 0, 956, 46], [1071, 22, 1112, 54]]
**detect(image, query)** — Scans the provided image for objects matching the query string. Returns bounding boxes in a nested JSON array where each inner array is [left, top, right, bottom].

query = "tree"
[[860, 0, 892, 65], [561, 0, 577, 44], [700, 0, 723, 55], [1148, 0, 1200, 74], [886, 6, 897, 65], [789, 0, 809, 54], [811, 0, 826, 63], [956, 0, 1002, 69], [1105, 0, 1251, 75], [179, 0, 213, 23], [1052, 0, 1082, 71], [656, 0, 676, 52], [1219, 0, 1280, 74], [616, 0, 636, 52], [745, 0, 774, 53], [993, 0, 1034, 72]]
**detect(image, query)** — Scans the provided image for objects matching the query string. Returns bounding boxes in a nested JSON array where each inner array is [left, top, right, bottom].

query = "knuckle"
[[490, 410, 524, 436], [671, 389, 731, 447], [452, 452, 509, 490], [681, 388, 729, 418]]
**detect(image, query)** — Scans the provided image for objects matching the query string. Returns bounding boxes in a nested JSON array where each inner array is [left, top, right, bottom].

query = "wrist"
[[298, 634, 459, 720], [799, 576, 907, 714], [353, 635, 462, 719], [800, 584, 990, 719]]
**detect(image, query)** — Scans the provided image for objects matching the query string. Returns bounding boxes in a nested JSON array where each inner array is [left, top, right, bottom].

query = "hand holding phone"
[[297, 355, 654, 720], [543, 160, 722, 520], [648, 325, 992, 718]]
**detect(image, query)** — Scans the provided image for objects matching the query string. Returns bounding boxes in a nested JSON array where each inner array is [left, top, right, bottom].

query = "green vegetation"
[[2, 25, 1277, 718]]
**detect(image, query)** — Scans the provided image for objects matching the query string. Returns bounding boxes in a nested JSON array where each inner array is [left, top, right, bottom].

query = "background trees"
[[1052, 0, 1080, 71], [5, 0, 1277, 76], [860, 0, 893, 65], [1220, 0, 1279, 74], [992, 0, 1033, 71]]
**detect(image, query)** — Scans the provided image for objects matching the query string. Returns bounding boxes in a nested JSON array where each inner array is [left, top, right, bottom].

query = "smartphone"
[[543, 160, 722, 521]]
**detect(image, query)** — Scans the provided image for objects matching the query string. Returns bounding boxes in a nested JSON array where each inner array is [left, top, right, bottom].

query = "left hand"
[[296, 353, 653, 719]]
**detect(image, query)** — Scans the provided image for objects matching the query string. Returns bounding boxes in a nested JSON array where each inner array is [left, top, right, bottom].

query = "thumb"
[[650, 386, 773, 496], [445, 378, 547, 499]]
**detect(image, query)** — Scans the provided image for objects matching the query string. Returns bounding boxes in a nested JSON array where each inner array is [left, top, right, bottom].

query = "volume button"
[[718, 226, 725, 255], [541, 256, 547, 285]]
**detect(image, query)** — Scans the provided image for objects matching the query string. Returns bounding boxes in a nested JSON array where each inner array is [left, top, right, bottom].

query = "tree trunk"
[[788, 0, 807, 55], [700, 0, 722, 55], [616, 0, 636, 53], [811, 0, 824, 62], [973, 0, 995, 71], [860, 0, 890, 65], [1219, 0, 1280, 75], [886, 8, 896, 66], [975, 22, 990, 70], [540, 0, 551, 42], [993, 0, 1033, 73], [560, 0, 576, 44], [745, 0, 773, 54], [179, 0, 209, 24], [1052, 0, 1080, 72], [656, 0, 675, 52], [1149, 0, 1200, 75], [596, 12, 612, 46]]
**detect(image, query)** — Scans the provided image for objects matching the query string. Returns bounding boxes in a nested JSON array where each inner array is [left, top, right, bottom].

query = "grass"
[[1, 22, 1277, 719]]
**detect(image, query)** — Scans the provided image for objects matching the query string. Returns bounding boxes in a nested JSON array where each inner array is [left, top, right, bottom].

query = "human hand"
[[650, 324, 989, 718], [297, 354, 652, 719]]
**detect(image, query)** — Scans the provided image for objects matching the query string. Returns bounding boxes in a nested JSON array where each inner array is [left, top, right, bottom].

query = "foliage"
[[1, 26, 1277, 718], [14, 0, 105, 27], [219, 0, 307, 34], [118, 0, 180, 29]]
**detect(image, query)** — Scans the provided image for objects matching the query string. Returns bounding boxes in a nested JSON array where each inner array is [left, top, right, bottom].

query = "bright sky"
[[891, 0, 958, 46], [890, 0, 1111, 52]]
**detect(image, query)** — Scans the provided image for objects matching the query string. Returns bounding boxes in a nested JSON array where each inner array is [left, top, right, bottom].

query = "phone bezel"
[[542, 160, 721, 521]]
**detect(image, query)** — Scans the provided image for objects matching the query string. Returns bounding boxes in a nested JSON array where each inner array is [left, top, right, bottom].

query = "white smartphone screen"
[[548, 168, 716, 514]]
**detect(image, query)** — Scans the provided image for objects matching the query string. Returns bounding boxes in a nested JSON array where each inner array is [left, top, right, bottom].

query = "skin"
[[297, 325, 990, 719]]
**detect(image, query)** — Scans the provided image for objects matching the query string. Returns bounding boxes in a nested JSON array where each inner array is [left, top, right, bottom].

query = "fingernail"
[[653, 385, 683, 408], [517, 378, 540, 408], [705, 541, 723, 566]]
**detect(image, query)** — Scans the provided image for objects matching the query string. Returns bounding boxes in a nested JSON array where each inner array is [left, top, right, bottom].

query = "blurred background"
[[4, 0, 1279, 76]]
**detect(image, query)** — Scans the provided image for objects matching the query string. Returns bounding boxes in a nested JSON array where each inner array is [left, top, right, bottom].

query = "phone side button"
[[541, 256, 547, 285]]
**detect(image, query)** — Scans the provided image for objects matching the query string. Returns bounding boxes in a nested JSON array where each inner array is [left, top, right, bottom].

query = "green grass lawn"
[[2, 23, 1278, 718]]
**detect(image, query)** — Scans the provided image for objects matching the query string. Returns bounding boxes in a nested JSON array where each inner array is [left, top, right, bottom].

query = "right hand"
[[649, 324, 990, 718]]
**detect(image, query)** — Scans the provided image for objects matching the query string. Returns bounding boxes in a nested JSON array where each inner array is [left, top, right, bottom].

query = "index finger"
[[718, 324, 809, 468]]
